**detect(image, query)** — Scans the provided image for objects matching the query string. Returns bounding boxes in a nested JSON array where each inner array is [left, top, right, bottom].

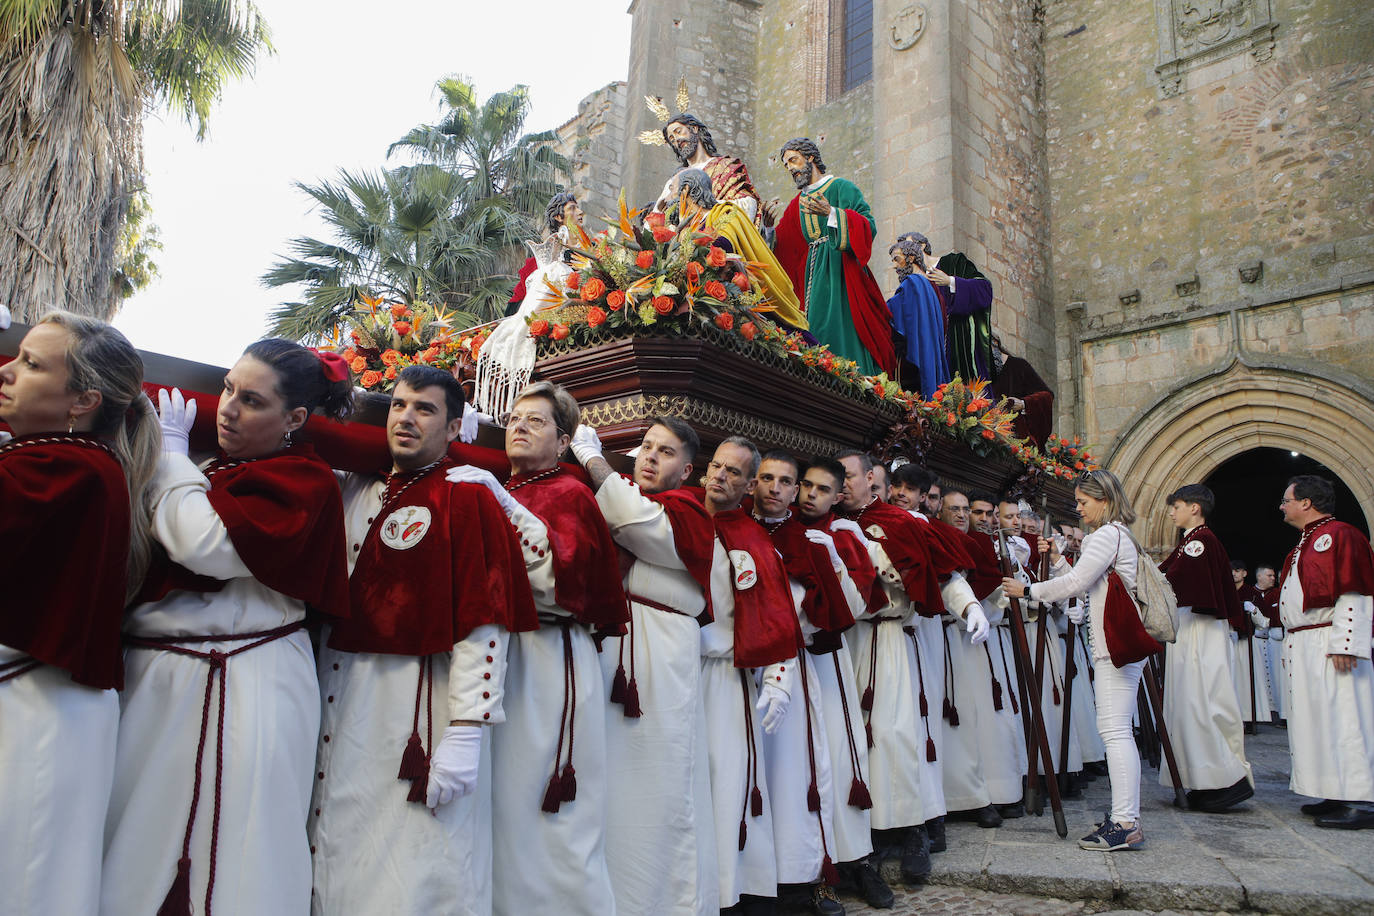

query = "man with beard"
[[772, 138, 896, 378], [651, 112, 762, 223], [886, 234, 950, 397], [569, 417, 719, 915], [898, 232, 995, 383]]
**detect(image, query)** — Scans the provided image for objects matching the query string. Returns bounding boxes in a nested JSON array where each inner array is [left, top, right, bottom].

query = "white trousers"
[[1094, 659, 1145, 824]]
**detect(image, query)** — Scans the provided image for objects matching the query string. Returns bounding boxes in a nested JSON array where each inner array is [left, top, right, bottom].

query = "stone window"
[[839, 0, 874, 94]]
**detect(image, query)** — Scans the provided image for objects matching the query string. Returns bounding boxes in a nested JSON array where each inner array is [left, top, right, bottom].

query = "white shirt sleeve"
[[449, 623, 511, 724], [596, 474, 690, 570], [1030, 526, 1127, 605], [1330, 593, 1373, 660], [941, 570, 979, 620], [504, 498, 556, 609], [148, 452, 252, 580]]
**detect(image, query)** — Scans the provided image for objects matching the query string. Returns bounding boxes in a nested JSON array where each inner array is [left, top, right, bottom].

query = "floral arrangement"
[[334, 295, 459, 392], [908, 375, 1023, 457]]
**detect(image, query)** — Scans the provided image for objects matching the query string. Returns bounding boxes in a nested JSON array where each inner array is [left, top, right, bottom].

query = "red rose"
[[740, 321, 757, 340], [360, 370, 383, 388], [636, 250, 655, 269], [529, 319, 550, 337], [581, 277, 606, 301], [982, 429, 995, 440], [685, 261, 703, 284], [706, 246, 727, 268], [652, 295, 674, 315], [349, 355, 367, 373], [646, 211, 666, 230], [704, 280, 728, 301], [470, 336, 484, 358], [1074, 461, 1084, 470], [390, 303, 408, 319], [587, 306, 608, 327], [732, 271, 750, 291], [874, 383, 886, 398], [714, 312, 734, 330], [606, 289, 626, 311], [566, 272, 582, 291], [550, 323, 571, 340], [652, 225, 675, 244], [393, 321, 412, 337], [819, 355, 834, 371]]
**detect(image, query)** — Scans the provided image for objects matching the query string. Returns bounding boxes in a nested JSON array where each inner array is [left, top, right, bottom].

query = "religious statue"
[[771, 137, 896, 377], [886, 233, 950, 397], [900, 232, 995, 383]]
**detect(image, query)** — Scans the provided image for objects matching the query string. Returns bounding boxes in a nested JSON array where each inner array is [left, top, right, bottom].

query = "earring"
[[283, 429, 293, 446], [68, 415, 76, 434]]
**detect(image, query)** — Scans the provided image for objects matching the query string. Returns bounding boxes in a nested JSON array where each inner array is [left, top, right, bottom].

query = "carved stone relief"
[[1155, 0, 1277, 96]]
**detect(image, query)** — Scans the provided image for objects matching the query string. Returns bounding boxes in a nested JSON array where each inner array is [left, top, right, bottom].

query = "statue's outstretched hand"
[[760, 198, 781, 228]]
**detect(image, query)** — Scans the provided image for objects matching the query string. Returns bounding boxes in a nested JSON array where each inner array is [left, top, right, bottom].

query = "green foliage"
[[112, 188, 162, 299]]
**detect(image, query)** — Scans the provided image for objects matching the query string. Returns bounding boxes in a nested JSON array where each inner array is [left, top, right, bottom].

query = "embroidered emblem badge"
[[729, 549, 758, 590], [1183, 540, 1205, 558], [381, 506, 432, 550], [1313, 533, 1333, 553]]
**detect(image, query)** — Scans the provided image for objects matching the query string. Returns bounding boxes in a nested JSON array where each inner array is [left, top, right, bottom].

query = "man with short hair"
[[570, 417, 720, 914], [1278, 475, 1374, 829], [1159, 483, 1254, 812], [871, 462, 889, 503], [1231, 560, 1273, 733], [310, 366, 540, 915], [1254, 564, 1285, 723]]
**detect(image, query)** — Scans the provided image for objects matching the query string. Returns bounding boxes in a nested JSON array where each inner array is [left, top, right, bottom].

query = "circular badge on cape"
[[380, 506, 432, 550], [1183, 540, 1205, 558], [1314, 533, 1333, 553], [728, 549, 758, 590]]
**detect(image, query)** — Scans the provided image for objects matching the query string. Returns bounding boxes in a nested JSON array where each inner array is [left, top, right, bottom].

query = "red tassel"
[[821, 854, 840, 886], [739, 819, 748, 851], [860, 685, 874, 712], [926, 736, 937, 762], [865, 723, 874, 749], [398, 732, 427, 781], [949, 704, 960, 728], [1053, 683, 1061, 705], [156, 856, 193, 916], [406, 767, 428, 804], [919, 691, 928, 718], [848, 777, 873, 810], [750, 786, 763, 817], [542, 774, 563, 813], [807, 781, 821, 812], [992, 679, 1004, 711], [942, 697, 952, 720], [560, 764, 577, 802], [609, 664, 627, 704], [622, 678, 642, 718]]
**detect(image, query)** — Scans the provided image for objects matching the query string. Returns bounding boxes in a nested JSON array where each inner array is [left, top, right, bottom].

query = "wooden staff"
[[1245, 628, 1258, 734], [1139, 654, 1187, 808], [996, 528, 1067, 837]]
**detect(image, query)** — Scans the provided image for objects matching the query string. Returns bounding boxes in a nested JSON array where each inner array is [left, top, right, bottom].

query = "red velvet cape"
[[960, 529, 1005, 601], [1280, 517, 1374, 613], [508, 468, 629, 633], [844, 500, 945, 616], [332, 465, 538, 655], [0, 435, 129, 688], [138, 443, 351, 622], [774, 196, 897, 376], [712, 508, 804, 668], [800, 511, 884, 617], [762, 514, 855, 635], [1254, 585, 1281, 627], [1159, 524, 1245, 631], [645, 487, 716, 623]]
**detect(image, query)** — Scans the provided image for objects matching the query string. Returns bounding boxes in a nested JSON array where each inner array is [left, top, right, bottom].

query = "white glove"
[[1067, 601, 1087, 626], [804, 528, 843, 569], [445, 464, 519, 516], [156, 388, 197, 455], [963, 602, 991, 644], [459, 403, 493, 444], [829, 517, 869, 546], [756, 681, 790, 735], [570, 424, 604, 466], [426, 725, 483, 808], [0, 303, 11, 330]]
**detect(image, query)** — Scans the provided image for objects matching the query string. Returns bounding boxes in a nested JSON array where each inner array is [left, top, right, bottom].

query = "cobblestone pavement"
[[834, 883, 1237, 915]]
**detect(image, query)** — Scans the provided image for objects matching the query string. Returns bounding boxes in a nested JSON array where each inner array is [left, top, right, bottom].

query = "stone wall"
[[553, 81, 628, 225]]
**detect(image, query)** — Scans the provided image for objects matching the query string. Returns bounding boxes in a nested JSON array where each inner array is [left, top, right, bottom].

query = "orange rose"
[[384, 366, 398, 381], [874, 383, 886, 398], [982, 428, 995, 440], [646, 211, 666, 229], [390, 303, 409, 319], [686, 261, 703, 284], [566, 272, 581, 291], [550, 323, 571, 340], [360, 370, 383, 388], [706, 246, 727, 268], [714, 312, 734, 330], [945, 412, 957, 427], [581, 277, 606, 301], [732, 271, 750, 291], [652, 225, 675, 244], [529, 319, 550, 337], [470, 336, 484, 358], [636, 250, 655, 270], [394, 321, 412, 337], [349, 355, 367, 373], [587, 306, 608, 327], [704, 280, 728, 301], [652, 295, 674, 315], [380, 348, 401, 367], [606, 289, 626, 311], [740, 321, 757, 340]]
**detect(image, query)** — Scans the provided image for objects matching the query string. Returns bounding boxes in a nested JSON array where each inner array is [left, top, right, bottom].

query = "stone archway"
[[1106, 358, 1374, 555]]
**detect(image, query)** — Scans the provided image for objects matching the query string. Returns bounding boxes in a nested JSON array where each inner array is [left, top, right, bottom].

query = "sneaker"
[[809, 883, 846, 915], [1079, 820, 1144, 851]]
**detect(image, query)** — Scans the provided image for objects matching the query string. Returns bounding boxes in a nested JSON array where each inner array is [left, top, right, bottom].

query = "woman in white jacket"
[[1003, 470, 1145, 851]]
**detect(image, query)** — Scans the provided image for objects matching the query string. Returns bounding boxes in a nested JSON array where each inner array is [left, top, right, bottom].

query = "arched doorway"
[[1106, 358, 1374, 556], [1202, 447, 1369, 574]]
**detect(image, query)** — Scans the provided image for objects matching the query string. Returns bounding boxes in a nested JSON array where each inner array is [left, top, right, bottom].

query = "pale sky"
[[113, 0, 633, 368]]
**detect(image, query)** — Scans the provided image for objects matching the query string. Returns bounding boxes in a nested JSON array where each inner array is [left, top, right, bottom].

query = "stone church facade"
[[552, 0, 1374, 551]]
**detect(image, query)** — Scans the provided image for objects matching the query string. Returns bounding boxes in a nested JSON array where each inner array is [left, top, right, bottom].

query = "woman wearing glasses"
[[1003, 470, 1146, 851]]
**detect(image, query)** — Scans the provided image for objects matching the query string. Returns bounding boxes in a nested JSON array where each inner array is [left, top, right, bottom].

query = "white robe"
[[912, 613, 949, 821], [977, 622, 1030, 803], [1160, 607, 1252, 791], [103, 452, 318, 916], [939, 616, 992, 812], [1232, 628, 1273, 725], [1265, 626, 1286, 719], [596, 476, 717, 916], [811, 633, 874, 862], [1064, 612, 1105, 764], [1279, 568, 1374, 803], [0, 646, 118, 916]]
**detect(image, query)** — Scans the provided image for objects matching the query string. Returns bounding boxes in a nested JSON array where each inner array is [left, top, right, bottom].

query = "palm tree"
[[0, 0, 271, 322], [266, 78, 569, 341]]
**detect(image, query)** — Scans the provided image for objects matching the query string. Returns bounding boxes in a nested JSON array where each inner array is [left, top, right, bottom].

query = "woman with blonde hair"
[[0, 311, 159, 913], [1003, 469, 1147, 851]]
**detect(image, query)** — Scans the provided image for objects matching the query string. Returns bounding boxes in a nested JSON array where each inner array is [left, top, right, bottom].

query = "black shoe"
[[975, 804, 1002, 828], [1244, 722, 1258, 735], [848, 861, 894, 909], [739, 894, 776, 916], [900, 825, 932, 883], [1314, 806, 1374, 830], [926, 816, 946, 852], [809, 883, 845, 915], [1085, 760, 1110, 777], [1187, 777, 1254, 813], [995, 803, 1025, 819], [1301, 799, 1346, 817]]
